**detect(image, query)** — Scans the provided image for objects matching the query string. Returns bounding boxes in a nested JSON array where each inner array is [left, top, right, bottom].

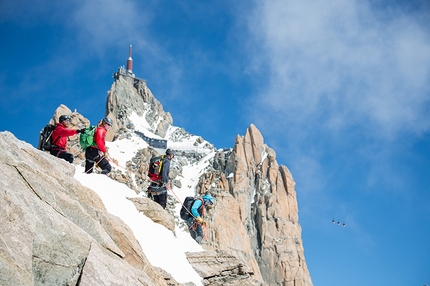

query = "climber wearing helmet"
[[84, 117, 112, 175], [50, 115, 85, 163], [187, 193, 214, 244]]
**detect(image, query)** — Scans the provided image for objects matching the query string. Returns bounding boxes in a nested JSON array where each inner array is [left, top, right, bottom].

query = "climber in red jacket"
[[50, 115, 84, 163], [84, 117, 112, 175]]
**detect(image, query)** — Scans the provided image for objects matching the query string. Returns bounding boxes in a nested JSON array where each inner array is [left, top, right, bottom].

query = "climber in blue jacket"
[[187, 193, 214, 244]]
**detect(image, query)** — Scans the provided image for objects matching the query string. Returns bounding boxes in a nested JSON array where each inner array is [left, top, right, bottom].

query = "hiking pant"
[[50, 149, 74, 163], [85, 147, 111, 174], [186, 219, 203, 244], [150, 182, 167, 209], [153, 192, 167, 209]]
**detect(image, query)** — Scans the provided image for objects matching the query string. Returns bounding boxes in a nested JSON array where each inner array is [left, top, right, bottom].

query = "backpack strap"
[[50, 126, 62, 149], [157, 155, 165, 173]]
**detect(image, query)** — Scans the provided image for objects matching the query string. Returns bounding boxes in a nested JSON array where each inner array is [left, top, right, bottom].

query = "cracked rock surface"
[[0, 131, 170, 286]]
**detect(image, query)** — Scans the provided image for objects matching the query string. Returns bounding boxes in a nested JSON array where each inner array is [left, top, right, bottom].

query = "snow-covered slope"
[[74, 114, 216, 286]]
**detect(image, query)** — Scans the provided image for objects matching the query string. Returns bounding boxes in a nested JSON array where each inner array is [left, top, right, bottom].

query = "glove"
[[196, 217, 204, 224], [77, 128, 86, 134], [103, 152, 108, 158]]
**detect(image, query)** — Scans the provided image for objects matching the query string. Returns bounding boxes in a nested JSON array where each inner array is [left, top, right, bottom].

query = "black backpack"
[[180, 197, 196, 220], [38, 124, 58, 151]]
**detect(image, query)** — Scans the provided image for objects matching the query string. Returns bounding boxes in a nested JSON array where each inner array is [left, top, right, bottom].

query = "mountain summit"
[[0, 68, 312, 285]]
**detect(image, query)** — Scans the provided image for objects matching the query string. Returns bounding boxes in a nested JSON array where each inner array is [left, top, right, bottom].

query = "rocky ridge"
[[102, 73, 312, 285], [1, 71, 313, 285], [0, 132, 170, 286]]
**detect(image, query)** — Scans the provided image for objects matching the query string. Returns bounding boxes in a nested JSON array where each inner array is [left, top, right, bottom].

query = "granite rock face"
[[0, 131, 170, 286], [186, 250, 262, 286], [197, 124, 313, 286], [105, 76, 173, 141], [0, 131, 277, 286], [128, 197, 176, 232]]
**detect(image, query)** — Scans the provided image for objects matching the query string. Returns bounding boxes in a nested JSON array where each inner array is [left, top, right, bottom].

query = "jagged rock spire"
[[197, 124, 312, 285]]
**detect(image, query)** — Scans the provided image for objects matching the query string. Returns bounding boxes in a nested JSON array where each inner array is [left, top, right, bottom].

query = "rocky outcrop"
[[186, 250, 262, 286], [105, 75, 173, 141], [0, 131, 172, 286], [197, 124, 312, 286], [128, 197, 176, 232]]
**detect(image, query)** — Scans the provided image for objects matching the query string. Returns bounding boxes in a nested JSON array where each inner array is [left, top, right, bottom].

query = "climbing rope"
[[85, 156, 105, 174]]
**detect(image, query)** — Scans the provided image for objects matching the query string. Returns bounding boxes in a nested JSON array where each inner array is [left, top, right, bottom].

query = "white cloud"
[[246, 0, 430, 139]]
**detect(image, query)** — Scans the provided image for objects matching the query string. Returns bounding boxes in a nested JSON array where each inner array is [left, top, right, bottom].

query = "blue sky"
[[1, 0, 429, 285]]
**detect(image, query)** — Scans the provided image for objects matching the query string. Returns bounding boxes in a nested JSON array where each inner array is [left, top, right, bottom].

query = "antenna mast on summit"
[[126, 45, 133, 74]]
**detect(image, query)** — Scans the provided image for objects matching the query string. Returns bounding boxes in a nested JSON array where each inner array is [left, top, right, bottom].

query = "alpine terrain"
[[0, 67, 313, 286]]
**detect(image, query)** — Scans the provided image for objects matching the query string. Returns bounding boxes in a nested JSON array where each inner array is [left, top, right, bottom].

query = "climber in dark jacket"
[[150, 148, 174, 209], [186, 193, 214, 244], [50, 115, 84, 163]]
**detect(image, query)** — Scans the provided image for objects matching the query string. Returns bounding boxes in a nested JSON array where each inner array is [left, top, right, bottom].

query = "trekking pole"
[[85, 156, 105, 174]]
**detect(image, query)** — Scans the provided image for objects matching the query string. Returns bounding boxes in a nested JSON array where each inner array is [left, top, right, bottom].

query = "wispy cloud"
[[246, 0, 430, 139], [238, 0, 430, 217]]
